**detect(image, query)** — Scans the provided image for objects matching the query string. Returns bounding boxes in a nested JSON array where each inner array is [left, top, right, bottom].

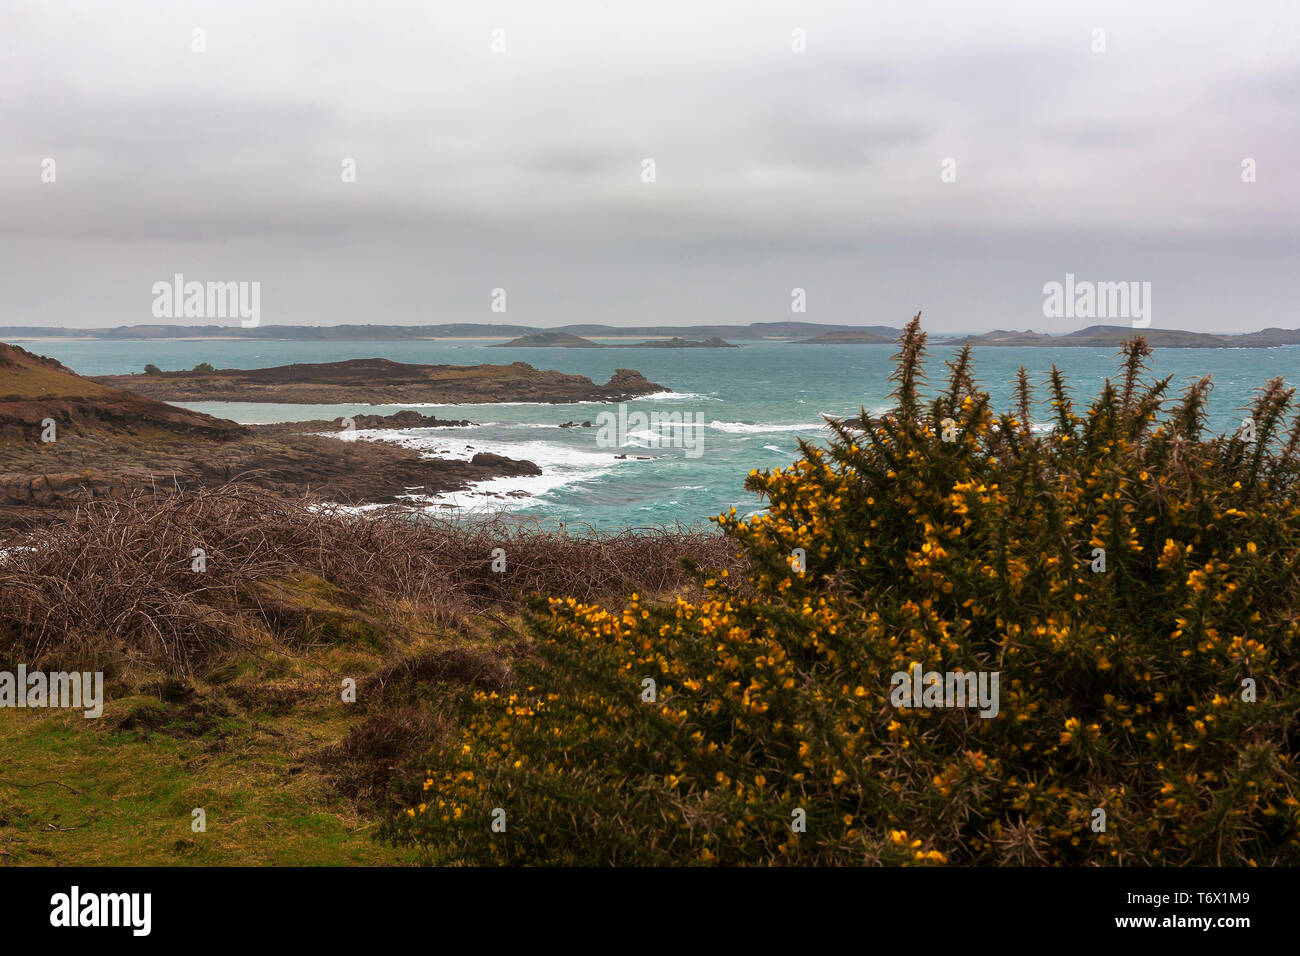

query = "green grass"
[[0, 657, 429, 866], [0, 566, 525, 865]]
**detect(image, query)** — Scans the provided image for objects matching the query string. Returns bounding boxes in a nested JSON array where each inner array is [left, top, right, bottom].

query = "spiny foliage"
[[386, 315, 1300, 865]]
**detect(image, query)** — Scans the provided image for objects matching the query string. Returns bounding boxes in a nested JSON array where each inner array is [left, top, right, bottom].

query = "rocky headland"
[[91, 357, 666, 404], [0, 344, 545, 526]]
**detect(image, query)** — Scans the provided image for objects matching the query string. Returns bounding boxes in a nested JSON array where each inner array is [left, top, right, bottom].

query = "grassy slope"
[[0, 574, 447, 865], [0, 703, 415, 866], [0, 567, 507, 866], [0, 349, 116, 400]]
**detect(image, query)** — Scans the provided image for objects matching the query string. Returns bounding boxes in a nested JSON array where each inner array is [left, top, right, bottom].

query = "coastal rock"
[[470, 452, 542, 476], [254, 409, 473, 436]]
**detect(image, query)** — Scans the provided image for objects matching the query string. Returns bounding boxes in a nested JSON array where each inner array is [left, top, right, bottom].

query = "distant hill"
[[793, 329, 896, 345], [492, 332, 604, 348], [1061, 326, 1231, 348], [6, 321, 1300, 348], [937, 329, 1060, 346], [941, 326, 1283, 348], [1235, 328, 1300, 347], [0, 322, 874, 342], [494, 333, 739, 349], [0, 341, 244, 445], [543, 322, 861, 341], [625, 336, 738, 348]]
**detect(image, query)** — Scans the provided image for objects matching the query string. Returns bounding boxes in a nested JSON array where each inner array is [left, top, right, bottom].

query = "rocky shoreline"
[[0, 433, 539, 522], [0, 345, 553, 528], [252, 409, 474, 436]]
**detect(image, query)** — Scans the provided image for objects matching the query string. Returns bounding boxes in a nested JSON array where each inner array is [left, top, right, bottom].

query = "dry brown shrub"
[[0, 484, 742, 674]]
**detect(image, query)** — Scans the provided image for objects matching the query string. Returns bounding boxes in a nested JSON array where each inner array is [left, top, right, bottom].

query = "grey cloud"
[[0, 0, 1296, 331]]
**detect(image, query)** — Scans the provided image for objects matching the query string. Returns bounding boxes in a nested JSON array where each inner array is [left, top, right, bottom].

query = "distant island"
[[494, 332, 603, 348], [793, 329, 896, 345], [0, 321, 853, 342], [91, 357, 665, 404], [944, 326, 1300, 348], [4, 321, 1300, 348], [791, 324, 1300, 348], [493, 331, 739, 349]]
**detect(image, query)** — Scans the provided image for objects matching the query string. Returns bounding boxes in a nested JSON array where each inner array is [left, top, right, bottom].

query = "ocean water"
[[17, 337, 1300, 531]]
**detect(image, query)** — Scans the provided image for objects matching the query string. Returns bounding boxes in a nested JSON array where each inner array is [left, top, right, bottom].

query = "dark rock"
[[470, 452, 542, 476]]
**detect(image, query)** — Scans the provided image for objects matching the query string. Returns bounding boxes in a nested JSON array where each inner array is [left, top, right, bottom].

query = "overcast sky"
[[2, 0, 1297, 333]]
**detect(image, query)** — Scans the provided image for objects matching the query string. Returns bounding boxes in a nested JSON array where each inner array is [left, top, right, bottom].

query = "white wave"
[[708, 420, 827, 434], [762, 444, 784, 452], [628, 391, 721, 402], [318, 429, 648, 512], [621, 428, 660, 447], [387, 401, 573, 408], [399, 433, 621, 469], [423, 471, 589, 512], [473, 422, 568, 429]]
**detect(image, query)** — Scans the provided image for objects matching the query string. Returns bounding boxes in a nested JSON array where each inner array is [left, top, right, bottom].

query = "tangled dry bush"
[[0, 486, 741, 674]]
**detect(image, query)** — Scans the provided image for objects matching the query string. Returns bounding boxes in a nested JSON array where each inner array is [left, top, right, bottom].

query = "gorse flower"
[[384, 314, 1300, 866]]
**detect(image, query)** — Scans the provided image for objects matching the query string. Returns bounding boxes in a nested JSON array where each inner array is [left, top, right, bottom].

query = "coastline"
[[90, 358, 666, 405]]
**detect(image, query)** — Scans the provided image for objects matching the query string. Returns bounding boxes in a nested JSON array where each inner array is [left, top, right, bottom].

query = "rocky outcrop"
[[91, 358, 667, 404], [254, 409, 473, 436], [468, 452, 542, 476]]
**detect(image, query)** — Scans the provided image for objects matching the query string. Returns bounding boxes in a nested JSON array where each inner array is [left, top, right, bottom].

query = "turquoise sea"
[[17, 337, 1300, 531]]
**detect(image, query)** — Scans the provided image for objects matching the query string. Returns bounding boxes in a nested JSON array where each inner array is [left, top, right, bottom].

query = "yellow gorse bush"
[[384, 315, 1300, 865]]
